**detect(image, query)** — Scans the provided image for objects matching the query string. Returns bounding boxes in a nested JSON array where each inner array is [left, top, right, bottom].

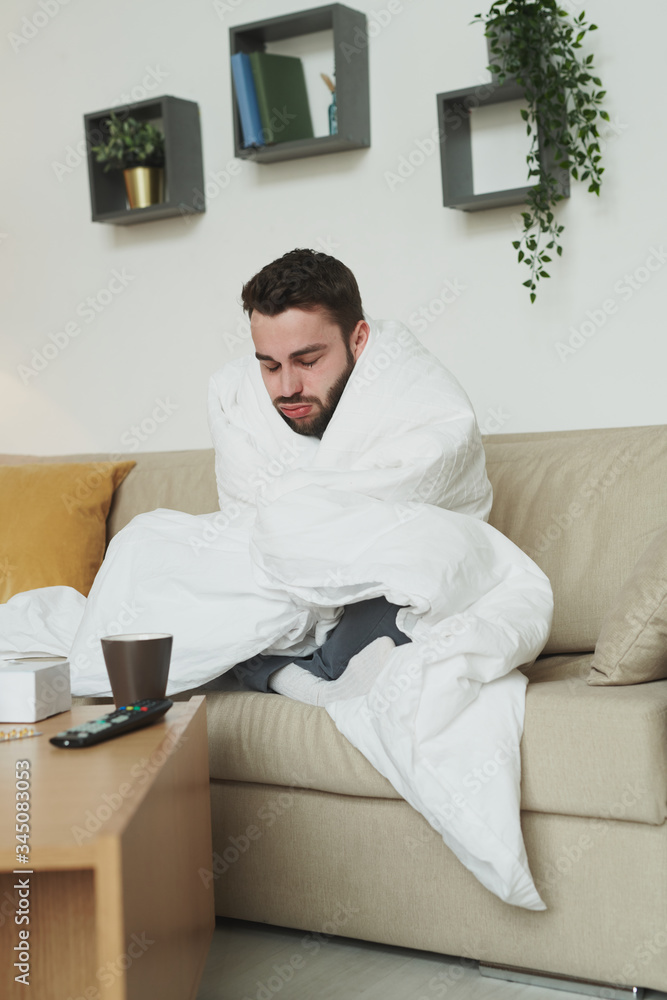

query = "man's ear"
[[350, 320, 370, 361]]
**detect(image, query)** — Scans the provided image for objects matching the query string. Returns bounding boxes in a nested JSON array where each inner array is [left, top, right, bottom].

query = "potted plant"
[[473, 1, 609, 301], [91, 112, 166, 210]]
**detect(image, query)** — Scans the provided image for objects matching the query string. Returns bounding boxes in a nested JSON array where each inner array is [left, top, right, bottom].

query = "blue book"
[[231, 52, 265, 148]]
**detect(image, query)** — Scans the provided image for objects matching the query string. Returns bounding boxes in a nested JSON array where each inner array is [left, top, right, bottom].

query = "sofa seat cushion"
[[203, 686, 400, 800], [521, 654, 667, 824], [195, 656, 667, 826]]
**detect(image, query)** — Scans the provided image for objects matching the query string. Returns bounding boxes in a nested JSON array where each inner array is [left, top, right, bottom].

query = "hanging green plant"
[[472, 1, 609, 302]]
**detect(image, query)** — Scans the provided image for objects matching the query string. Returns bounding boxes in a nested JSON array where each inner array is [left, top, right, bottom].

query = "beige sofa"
[[8, 424, 667, 993]]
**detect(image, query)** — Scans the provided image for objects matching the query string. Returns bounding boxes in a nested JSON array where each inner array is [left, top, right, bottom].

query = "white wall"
[[1, 0, 665, 455]]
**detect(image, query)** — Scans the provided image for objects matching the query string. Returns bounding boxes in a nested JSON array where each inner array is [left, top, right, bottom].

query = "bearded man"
[[227, 248, 491, 702], [0, 247, 552, 909]]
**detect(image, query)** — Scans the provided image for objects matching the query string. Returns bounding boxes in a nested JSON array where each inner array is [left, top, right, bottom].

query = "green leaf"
[[530, 292, 536, 303], [557, 245, 563, 256]]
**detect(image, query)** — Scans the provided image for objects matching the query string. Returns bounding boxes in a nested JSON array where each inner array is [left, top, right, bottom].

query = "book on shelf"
[[248, 51, 314, 145], [231, 52, 265, 148]]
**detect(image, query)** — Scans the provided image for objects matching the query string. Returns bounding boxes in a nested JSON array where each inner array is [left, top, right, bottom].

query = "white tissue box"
[[0, 658, 71, 723]]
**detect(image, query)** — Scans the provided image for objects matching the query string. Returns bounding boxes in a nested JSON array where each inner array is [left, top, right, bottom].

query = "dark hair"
[[241, 248, 364, 339]]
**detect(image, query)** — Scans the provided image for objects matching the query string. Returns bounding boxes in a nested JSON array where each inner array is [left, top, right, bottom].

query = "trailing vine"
[[473, 1, 609, 301]]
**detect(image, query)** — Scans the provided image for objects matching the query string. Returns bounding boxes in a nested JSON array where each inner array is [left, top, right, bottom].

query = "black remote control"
[[49, 699, 173, 748]]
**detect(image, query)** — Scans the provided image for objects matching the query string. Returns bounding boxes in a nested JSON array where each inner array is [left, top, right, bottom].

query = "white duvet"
[[0, 318, 553, 910]]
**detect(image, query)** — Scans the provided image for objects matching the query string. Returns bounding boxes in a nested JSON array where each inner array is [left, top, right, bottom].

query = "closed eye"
[[264, 359, 318, 373]]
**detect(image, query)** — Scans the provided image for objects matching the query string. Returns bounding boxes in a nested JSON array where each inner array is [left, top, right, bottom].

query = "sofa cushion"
[[202, 685, 399, 800], [0, 460, 135, 602], [520, 655, 667, 824], [188, 657, 667, 826], [0, 449, 219, 542], [483, 425, 667, 654], [105, 449, 218, 538], [588, 525, 667, 685]]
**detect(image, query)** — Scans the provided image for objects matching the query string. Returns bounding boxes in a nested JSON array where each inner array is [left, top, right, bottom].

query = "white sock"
[[268, 636, 396, 707]]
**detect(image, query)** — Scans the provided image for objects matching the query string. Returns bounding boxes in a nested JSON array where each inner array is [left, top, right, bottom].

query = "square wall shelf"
[[84, 95, 205, 225], [229, 3, 370, 163], [436, 80, 570, 211]]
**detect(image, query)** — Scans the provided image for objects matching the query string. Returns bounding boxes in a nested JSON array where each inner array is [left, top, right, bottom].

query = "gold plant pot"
[[123, 166, 165, 209]]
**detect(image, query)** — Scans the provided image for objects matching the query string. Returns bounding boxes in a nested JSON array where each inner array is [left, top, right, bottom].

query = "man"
[[228, 248, 487, 703], [0, 246, 552, 907], [2, 246, 494, 702]]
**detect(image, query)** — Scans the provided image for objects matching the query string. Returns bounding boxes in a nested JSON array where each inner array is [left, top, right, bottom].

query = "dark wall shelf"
[[229, 4, 370, 163], [436, 80, 570, 212], [84, 96, 205, 225]]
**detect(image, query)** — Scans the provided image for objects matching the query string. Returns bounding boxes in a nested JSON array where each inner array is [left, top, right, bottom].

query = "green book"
[[248, 51, 314, 144]]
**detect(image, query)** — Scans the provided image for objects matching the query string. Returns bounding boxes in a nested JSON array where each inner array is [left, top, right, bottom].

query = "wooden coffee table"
[[0, 695, 214, 1000]]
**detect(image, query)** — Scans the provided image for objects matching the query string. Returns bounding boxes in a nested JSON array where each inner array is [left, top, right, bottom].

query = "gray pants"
[[233, 597, 412, 692]]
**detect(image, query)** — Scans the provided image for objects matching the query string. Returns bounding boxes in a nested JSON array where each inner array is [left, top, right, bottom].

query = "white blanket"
[[0, 318, 553, 910]]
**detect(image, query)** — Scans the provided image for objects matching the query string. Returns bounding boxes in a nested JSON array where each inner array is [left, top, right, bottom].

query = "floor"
[[196, 917, 667, 1000]]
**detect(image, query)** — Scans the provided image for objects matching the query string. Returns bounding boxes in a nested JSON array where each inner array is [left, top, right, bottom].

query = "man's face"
[[251, 306, 369, 438]]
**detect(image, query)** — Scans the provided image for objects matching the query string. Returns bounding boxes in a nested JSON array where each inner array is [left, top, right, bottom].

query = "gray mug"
[[101, 633, 172, 706]]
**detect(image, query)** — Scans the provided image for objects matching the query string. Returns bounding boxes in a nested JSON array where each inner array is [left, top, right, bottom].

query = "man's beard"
[[274, 343, 356, 439]]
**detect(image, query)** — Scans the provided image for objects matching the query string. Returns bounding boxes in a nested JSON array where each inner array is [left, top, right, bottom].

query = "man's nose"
[[279, 365, 303, 399]]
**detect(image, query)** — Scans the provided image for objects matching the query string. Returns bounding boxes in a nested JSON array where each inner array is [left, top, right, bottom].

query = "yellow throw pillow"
[[0, 460, 136, 603]]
